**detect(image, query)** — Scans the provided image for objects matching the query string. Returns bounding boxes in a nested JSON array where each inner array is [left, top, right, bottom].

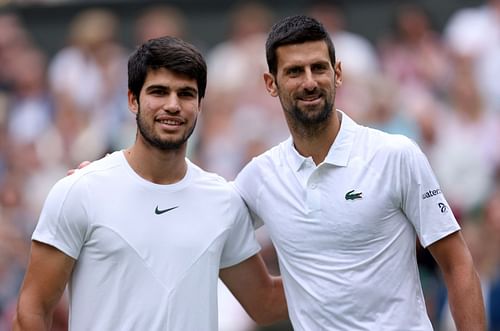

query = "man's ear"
[[334, 61, 343, 88], [198, 99, 203, 114], [263, 72, 278, 97], [128, 90, 139, 114]]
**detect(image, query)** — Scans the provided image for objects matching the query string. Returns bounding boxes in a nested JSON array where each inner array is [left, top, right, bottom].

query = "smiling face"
[[264, 40, 342, 133], [129, 67, 200, 151]]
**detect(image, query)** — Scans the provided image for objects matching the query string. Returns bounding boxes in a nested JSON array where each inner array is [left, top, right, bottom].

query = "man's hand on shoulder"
[[66, 161, 92, 176]]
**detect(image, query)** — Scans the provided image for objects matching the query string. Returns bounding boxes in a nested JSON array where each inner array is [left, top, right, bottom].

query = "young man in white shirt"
[[234, 15, 486, 331], [13, 36, 287, 331]]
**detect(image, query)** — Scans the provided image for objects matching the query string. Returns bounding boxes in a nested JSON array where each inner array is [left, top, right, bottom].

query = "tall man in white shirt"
[[13, 36, 287, 331], [234, 15, 486, 331]]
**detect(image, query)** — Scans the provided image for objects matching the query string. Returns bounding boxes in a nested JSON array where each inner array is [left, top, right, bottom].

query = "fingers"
[[78, 161, 91, 169], [66, 161, 91, 176]]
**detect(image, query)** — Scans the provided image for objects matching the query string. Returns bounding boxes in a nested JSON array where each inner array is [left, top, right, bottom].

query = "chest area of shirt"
[[259, 163, 403, 249], [84, 187, 234, 263]]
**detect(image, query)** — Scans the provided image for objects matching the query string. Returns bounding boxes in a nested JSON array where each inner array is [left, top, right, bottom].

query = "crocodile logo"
[[345, 190, 363, 200]]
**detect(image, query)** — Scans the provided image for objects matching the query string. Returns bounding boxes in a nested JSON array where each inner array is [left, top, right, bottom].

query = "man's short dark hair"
[[128, 36, 207, 102], [265, 15, 336, 75]]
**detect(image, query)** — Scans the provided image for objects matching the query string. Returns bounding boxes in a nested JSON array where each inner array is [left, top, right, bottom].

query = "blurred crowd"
[[0, 0, 499, 330]]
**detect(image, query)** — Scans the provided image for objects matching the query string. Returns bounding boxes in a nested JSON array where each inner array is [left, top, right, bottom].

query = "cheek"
[[277, 81, 297, 99], [182, 102, 200, 118], [144, 98, 163, 109]]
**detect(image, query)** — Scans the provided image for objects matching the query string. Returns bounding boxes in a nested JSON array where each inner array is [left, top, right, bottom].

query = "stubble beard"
[[282, 95, 334, 137], [136, 106, 196, 151]]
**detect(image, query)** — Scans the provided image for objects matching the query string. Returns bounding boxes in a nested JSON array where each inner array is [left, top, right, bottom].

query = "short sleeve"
[[32, 175, 89, 259], [232, 161, 264, 229], [400, 139, 460, 247], [219, 190, 261, 268]]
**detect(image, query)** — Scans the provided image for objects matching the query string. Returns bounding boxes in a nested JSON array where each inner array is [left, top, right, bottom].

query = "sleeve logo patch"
[[422, 188, 441, 200], [438, 202, 448, 213]]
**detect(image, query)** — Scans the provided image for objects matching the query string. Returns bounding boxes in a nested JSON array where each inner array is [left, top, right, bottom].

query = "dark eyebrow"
[[313, 60, 331, 67], [178, 86, 198, 95], [144, 84, 197, 96], [145, 84, 169, 92], [282, 65, 303, 74]]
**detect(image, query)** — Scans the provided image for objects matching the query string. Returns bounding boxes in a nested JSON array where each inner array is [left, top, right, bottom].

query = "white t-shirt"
[[234, 111, 460, 331], [33, 151, 260, 331]]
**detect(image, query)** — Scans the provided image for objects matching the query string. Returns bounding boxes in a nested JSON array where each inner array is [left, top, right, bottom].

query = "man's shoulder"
[[78, 151, 123, 174], [188, 160, 242, 199], [247, 139, 288, 168], [233, 141, 289, 197], [188, 160, 229, 184], [62, 151, 124, 190], [360, 126, 418, 154], [351, 126, 425, 171]]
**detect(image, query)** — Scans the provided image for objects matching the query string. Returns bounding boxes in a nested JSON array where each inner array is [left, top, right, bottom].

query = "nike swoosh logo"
[[345, 190, 363, 200], [155, 206, 179, 215]]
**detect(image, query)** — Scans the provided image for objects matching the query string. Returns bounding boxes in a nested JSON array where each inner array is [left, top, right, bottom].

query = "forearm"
[[444, 265, 486, 331], [220, 254, 289, 326], [13, 304, 53, 331], [256, 276, 288, 326]]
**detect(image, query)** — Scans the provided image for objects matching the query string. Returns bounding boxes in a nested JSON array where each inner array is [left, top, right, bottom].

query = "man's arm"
[[13, 241, 75, 331], [428, 231, 486, 331], [219, 253, 288, 326]]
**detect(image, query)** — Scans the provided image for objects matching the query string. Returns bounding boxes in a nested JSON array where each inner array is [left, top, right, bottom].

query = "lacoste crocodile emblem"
[[345, 190, 363, 200]]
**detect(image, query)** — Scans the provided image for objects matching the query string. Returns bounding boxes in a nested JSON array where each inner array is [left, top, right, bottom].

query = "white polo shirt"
[[33, 151, 260, 331], [234, 110, 460, 331]]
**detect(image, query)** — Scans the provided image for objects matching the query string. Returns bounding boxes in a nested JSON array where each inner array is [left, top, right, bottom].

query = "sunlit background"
[[0, 0, 499, 330]]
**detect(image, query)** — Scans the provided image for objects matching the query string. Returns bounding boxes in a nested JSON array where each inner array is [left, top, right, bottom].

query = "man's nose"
[[302, 69, 318, 91], [163, 95, 181, 113]]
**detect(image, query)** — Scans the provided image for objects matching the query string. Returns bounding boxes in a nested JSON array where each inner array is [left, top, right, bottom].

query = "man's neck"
[[125, 142, 187, 185], [290, 111, 342, 165]]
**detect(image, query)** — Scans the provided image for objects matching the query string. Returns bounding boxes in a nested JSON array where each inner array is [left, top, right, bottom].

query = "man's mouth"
[[298, 94, 322, 105], [157, 119, 182, 125]]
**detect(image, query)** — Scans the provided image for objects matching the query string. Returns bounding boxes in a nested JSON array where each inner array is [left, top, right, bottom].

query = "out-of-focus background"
[[0, 0, 499, 330]]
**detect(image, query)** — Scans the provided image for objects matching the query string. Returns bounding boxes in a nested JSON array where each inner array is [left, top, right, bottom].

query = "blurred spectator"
[[379, 2, 451, 99], [47, 8, 129, 163], [0, 171, 32, 329], [0, 13, 32, 91], [6, 47, 53, 147], [444, 0, 500, 113], [376, 2, 455, 157], [361, 73, 421, 143], [205, 1, 273, 96], [0, 13, 33, 181], [199, 1, 287, 180], [426, 58, 500, 216], [133, 4, 188, 44]]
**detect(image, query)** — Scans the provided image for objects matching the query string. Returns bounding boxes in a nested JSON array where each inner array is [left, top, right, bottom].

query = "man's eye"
[[151, 90, 166, 96], [178, 91, 196, 98], [312, 64, 327, 72]]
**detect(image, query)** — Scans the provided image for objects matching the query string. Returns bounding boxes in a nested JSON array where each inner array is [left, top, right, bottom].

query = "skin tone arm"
[[13, 241, 75, 331], [219, 254, 288, 325], [428, 231, 486, 331]]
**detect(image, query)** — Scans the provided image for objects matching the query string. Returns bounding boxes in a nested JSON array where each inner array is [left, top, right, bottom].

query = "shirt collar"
[[286, 110, 358, 172]]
